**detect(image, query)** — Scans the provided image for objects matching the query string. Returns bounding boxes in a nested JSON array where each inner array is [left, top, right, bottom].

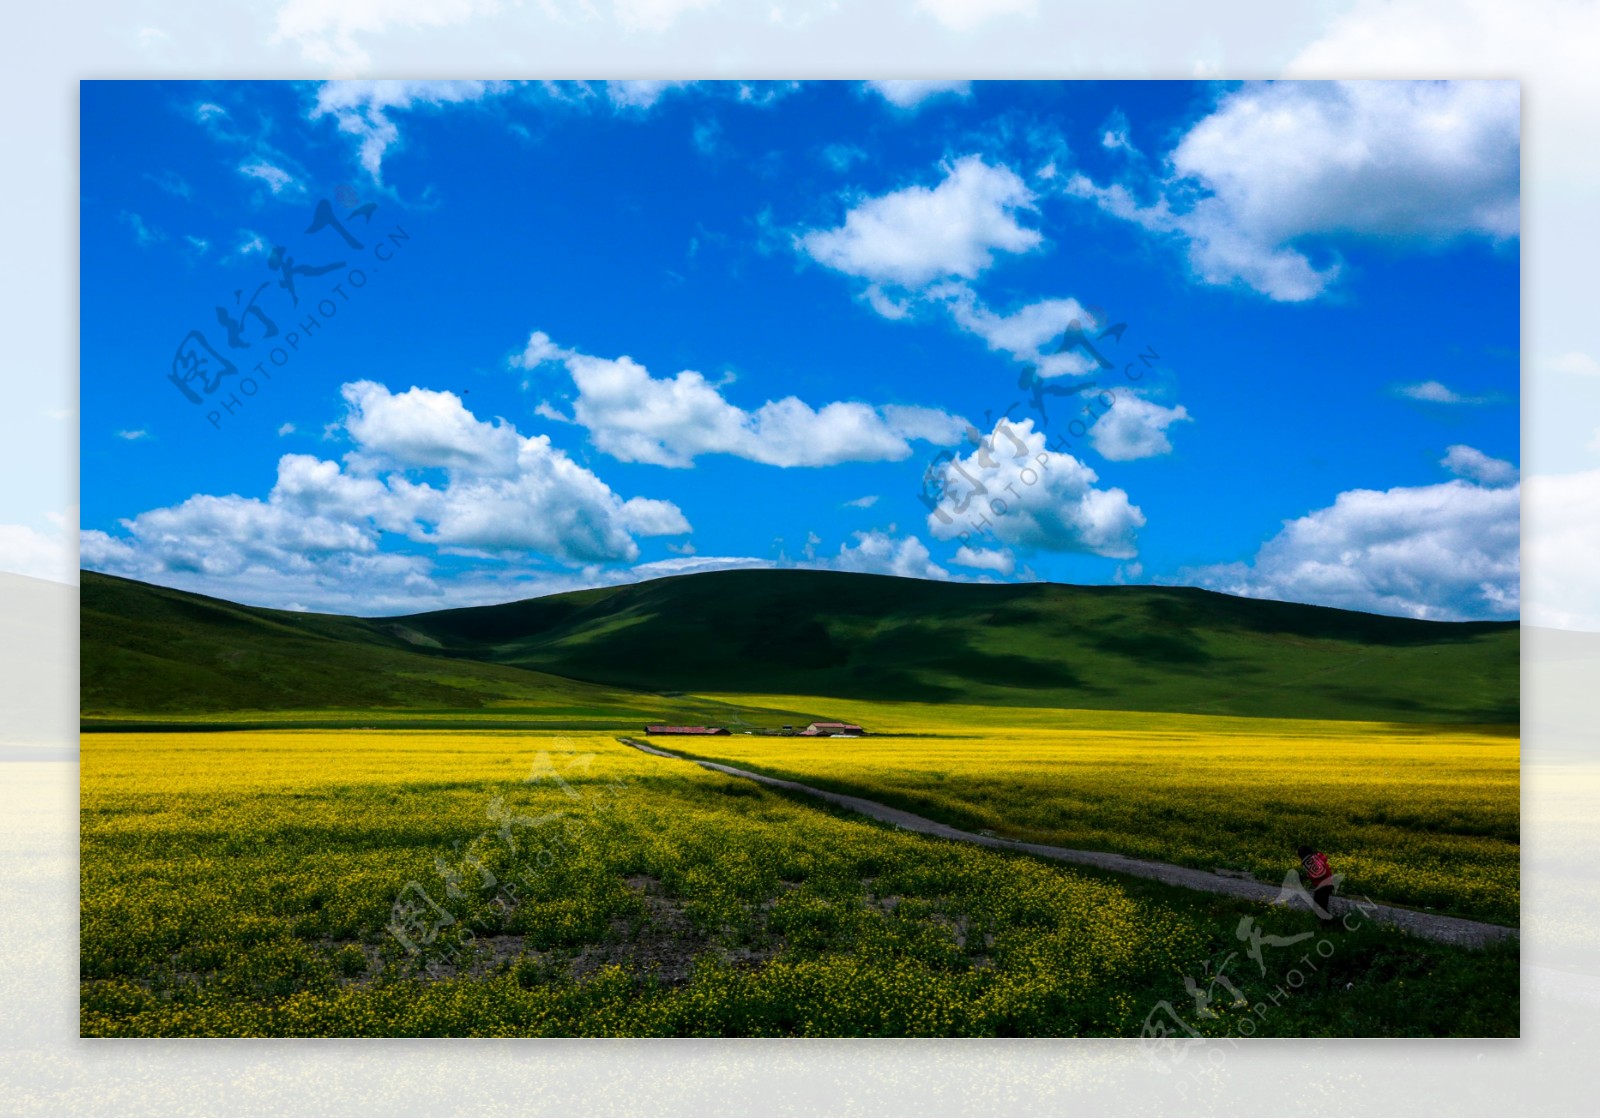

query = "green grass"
[[84, 568, 1518, 725], [80, 571, 821, 728]]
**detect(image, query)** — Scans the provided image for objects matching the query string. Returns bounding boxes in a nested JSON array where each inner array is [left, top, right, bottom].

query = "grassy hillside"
[[83, 568, 1518, 724], [396, 569, 1518, 724], [79, 571, 809, 727]]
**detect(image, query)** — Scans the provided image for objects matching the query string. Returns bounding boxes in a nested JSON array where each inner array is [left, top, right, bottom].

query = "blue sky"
[[81, 79, 1520, 619]]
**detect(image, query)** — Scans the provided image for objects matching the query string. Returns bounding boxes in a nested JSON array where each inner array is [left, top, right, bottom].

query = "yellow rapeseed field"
[[684, 697, 1521, 924], [79, 721, 1519, 1037]]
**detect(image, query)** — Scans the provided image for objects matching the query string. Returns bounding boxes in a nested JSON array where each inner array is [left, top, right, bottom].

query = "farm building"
[[798, 721, 865, 737], [644, 725, 730, 736]]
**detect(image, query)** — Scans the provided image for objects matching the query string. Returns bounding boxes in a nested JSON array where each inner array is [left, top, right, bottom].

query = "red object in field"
[[1302, 851, 1332, 885], [643, 725, 729, 735]]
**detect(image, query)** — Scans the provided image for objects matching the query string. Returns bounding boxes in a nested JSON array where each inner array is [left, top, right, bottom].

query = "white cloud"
[[310, 80, 514, 181], [630, 554, 774, 579], [233, 231, 268, 259], [1184, 478, 1519, 621], [1100, 109, 1135, 153], [515, 331, 967, 468], [1549, 351, 1600, 377], [911, 0, 1035, 32], [843, 495, 879, 509], [926, 417, 1145, 558], [864, 80, 971, 109], [1442, 444, 1518, 487], [341, 380, 522, 476], [1396, 380, 1466, 404], [1090, 393, 1191, 461], [797, 155, 1041, 289], [121, 212, 161, 247], [1392, 379, 1493, 405], [238, 159, 301, 196], [83, 381, 692, 610], [1068, 81, 1520, 301], [830, 531, 949, 581], [606, 80, 694, 110], [115, 429, 150, 441], [277, 423, 296, 436], [952, 544, 1014, 575], [931, 283, 1099, 377]]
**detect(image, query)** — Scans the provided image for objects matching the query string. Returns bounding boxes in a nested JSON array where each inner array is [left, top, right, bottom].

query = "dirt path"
[[618, 737, 1518, 949]]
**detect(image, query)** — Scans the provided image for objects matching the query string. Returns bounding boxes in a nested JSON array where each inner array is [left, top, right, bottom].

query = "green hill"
[[392, 569, 1517, 723], [78, 567, 1516, 724], [79, 571, 807, 726]]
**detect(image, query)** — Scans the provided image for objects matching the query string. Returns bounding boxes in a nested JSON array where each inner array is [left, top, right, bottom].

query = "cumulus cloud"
[[82, 381, 692, 612], [1442, 444, 1518, 487], [864, 81, 972, 109], [926, 417, 1145, 558], [796, 155, 1041, 289], [1183, 478, 1519, 621], [931, 283, 1101, 377], [952, 544, 1015, 575], [1067, 81, 1520, 301], [829, 531, 949, 581], [514, 331, 967, 468], [1090, 392, 1191, 461], [310, 80, 515, 180]]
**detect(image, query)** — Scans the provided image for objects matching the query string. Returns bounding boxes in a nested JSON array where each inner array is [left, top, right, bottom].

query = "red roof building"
[[644, 725, 730, 735], [798, 722, 865, 736]]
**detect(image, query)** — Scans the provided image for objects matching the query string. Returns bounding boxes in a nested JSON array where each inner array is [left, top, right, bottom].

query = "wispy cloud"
[[864, 80, 972, 110], [238, 159, 301, 196], [1392, 379, 1495, 405], [120, 211, 162, 247]]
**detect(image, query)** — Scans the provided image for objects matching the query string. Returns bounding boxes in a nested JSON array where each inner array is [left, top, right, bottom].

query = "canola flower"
[[80, 722, 1518, 1037], [673, 697, 1520, 924]]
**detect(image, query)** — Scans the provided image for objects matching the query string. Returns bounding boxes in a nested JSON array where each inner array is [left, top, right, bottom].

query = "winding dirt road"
[[618, 736, 1518, 949]]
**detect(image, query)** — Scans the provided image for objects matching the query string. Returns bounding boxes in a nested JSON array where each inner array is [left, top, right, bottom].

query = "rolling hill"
[[79, 571, 814, 727], [83, 568, 1518, 725]]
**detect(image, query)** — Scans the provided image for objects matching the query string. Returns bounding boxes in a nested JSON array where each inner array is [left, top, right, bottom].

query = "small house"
[[644, 724, 730, 736], [798, 721, 865, 737]]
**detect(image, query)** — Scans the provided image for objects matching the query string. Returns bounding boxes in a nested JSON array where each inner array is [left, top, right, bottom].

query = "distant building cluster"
[[644, 721, 867, 737], [798, 722, 865, 737]]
